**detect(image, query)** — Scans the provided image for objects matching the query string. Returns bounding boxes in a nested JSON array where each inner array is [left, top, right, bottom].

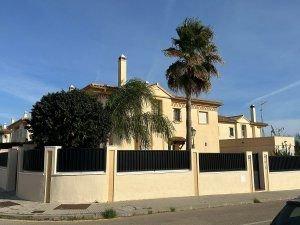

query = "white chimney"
[[11, 118, 15, 124], [3, 123, 7, 129], [118, 54, 127, 87], [23, 111, 29, 119], [250, 105, 256, 122], [69, 84, 75, 91]]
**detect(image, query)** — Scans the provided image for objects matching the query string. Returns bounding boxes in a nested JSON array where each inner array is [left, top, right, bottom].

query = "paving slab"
[[0, 188, 300, 221]]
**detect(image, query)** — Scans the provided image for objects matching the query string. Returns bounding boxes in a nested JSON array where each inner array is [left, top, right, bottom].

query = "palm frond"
[[106, 79, 174, 149]]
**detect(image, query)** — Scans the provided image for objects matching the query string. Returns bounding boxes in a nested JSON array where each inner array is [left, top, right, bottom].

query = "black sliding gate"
[[252, 153, 261, 190]]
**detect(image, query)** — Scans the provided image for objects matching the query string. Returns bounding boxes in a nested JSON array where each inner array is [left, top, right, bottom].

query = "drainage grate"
[[54, 204, 91, 210], [0, 201, 20, 208], [31, 210, 45, 214]]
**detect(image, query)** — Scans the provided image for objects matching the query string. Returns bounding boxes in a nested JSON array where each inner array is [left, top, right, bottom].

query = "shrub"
[[253, 198, 261, 203], [170, 207, 176, 212], [101, 208, 117, 219], [29, 90, 111, 148]]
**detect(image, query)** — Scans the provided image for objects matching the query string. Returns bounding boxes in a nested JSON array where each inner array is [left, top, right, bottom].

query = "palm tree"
[[163, 18, 223, 151], [106, 79, 174, 149]]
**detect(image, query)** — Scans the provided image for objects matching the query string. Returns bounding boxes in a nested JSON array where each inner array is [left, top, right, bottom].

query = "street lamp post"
[[191, 127, 196, 149]]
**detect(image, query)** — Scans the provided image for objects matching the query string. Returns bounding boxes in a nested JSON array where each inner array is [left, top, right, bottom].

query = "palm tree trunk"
[[186, 91, 192, 151]]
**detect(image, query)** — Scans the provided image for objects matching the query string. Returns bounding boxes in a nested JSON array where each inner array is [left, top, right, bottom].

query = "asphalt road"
[[0, 200, 285, 225]]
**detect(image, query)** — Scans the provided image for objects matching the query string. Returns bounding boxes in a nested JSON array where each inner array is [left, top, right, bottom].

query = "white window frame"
[[198, 111, 208, 124]]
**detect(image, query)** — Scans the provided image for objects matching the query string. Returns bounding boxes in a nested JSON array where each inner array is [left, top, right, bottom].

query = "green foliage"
[[29, 90, 111, 148], [170, 207, 176, 212], [295, 134, 300, 156], [29, 79, 173, 149], [163, 17, 223, 95], [101, 208, 117, 219], [253, 198, 261, 203], [273, 141, 293, 156], [163, 17, 223, 151], [106, 79, 174, 149]]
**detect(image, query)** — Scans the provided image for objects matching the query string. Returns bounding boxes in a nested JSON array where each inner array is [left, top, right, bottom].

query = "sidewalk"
[[0, 189, 299, 221]]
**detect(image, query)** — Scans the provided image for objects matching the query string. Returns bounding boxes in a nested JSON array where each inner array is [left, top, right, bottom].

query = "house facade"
[[218, 105, 295, 155], [0, 124, 11, 143], [83, 55, 222, 152], [0, 113, 32, 144]]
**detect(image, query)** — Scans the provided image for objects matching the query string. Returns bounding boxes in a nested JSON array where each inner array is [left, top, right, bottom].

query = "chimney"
[[11, 118, 15, 124], [118, 54, 127, 87], [250, 105, 256, 122], [69, 84, 75, 91], [3, 123, 7, 129], [23, 111, 28, 119]]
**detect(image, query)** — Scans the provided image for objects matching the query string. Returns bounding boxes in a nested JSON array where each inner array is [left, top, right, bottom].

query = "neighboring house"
[[218, 105, 295, 155], [83, 55, 222, 152], [0, 124, 12, 143], [0, 113, 32, 144]]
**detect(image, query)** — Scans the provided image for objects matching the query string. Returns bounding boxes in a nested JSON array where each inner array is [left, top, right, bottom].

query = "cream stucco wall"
[[220, 136, 295, 155], [114, 170, 194, 201], [50, 173, 108, 203], [11, 124, 31, 143], [16, 172, 45, 202], [269, 171, 300, 191], [219, 117, 263, 140], [198, 171, 252, 195], [218, 123, 236, 140], [1, 133, 11, 143]]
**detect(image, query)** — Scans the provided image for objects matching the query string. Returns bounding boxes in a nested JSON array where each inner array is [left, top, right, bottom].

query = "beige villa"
[[83, 55, 222, 152], [218, 106, 295, 155], [0, 112, 32, 144], [83, 55, 295, 155]]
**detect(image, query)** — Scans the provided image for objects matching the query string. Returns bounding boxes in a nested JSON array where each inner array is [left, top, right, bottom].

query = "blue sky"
[[0, 0, 299, 135]]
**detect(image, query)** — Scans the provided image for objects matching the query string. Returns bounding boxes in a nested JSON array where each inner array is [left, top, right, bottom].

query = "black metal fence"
[[57, 148, 106, 172], [23, 148, 45, 172], [117, 150, 191, 172], [0, 152, 8, 167], [269, 156, 300, 172], [199, 153, 246, 172]]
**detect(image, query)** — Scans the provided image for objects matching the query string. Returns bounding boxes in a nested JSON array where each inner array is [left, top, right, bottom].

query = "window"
[[152, 100, 162, 115], [241, 125, 247, 138], [229, 127, 234, 137], [173, 108, 181, 122], [198, 112, 208, 124]]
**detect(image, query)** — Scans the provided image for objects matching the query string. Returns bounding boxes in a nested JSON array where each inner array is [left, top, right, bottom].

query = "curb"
[[0, 197, 291, 221]]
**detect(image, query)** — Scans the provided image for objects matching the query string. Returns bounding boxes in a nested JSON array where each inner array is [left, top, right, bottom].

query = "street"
[[0, 200, 285, 225]]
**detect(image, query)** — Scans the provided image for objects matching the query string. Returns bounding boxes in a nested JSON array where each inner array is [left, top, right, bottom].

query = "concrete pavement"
[[0, 200, 286, 225], [0, 189, 299, 221]]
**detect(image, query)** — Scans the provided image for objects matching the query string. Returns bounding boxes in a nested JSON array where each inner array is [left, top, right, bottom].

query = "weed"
[[253, 198, 261, 203], [101, 208, 117, 219]]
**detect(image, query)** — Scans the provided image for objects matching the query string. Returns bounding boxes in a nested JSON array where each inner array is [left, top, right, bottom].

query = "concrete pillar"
[[262, 151, 270, 191], [6, 147, 18, 191], [107, 146, 117, 202], [44, 146, 61, 203], [191, 150, 199, 196], [246, 151, 255, 192]]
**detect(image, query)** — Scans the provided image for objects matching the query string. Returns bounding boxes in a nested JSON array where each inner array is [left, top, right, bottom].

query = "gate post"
[[107, 147, 117, 203], [6, 147, 18, 191], [192, 151, 199, 196], [44, 146, 61, 203], [246, 151, 255, 192], [262, 151, 270, 191]]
